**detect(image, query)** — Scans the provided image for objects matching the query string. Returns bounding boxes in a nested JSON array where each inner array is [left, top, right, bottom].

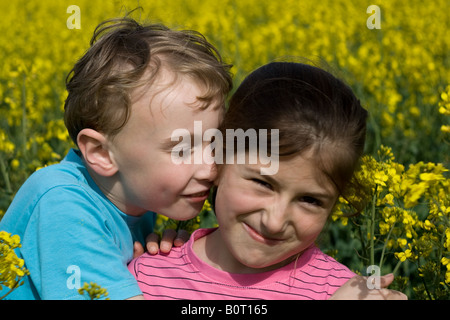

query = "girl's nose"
[[261, 199, 290, 236]]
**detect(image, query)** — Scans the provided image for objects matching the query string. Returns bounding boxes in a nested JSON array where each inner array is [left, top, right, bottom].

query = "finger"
[[174, 229, 191, 247], [160, 229, 178, 253], [133, 241, 145, 259], [379, 273, 394, 288], [373, 288, 408, 300], [146, 233, 161, 255]]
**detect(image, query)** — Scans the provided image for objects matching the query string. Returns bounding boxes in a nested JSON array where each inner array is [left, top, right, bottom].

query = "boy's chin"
[[162, 203, 204, 221]]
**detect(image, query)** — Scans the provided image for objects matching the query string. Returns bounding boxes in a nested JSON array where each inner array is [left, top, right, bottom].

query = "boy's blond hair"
[[64, 17, 233, 144]]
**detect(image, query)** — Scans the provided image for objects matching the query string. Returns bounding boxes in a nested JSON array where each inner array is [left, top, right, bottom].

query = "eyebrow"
[[244, 166, 335, 201]]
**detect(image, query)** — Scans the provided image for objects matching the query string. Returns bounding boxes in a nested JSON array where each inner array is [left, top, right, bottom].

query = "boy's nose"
[[192, 143, 217, 181], [193, 159, 217, 182]]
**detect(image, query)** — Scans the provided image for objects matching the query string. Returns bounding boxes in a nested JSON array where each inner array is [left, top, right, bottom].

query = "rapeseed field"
[[0, 0, 449, 299]]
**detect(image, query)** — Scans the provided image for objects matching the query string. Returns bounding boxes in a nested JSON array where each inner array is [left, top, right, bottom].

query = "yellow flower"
[[404, 182, 428, 208], [444, 229, 450, 249], [0, 231, 29, 295], [10, 159, 19, 170], [78, 282, 109, 300], [331, 203, 349, 226], [397, 238, 407, 248], [377, 145, 395, 161], [439, 86, 450, 134], [0, 130, 15, 154], [422, 220, 435, 231], [374, 171, 389, 187], [396, 249, 412, 262], [409, 106, 421, 117], [382, 193, 395, 206], [442, 258, 450, 284], [420, 172, 445, 181], [201, 199, 212, 212]]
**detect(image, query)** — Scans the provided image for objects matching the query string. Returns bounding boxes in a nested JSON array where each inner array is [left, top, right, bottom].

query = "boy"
[[0, 17, 232, 299]]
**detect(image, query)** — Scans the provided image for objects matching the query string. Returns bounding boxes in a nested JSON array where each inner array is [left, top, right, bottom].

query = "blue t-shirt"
[[0, 149, 155, 300]]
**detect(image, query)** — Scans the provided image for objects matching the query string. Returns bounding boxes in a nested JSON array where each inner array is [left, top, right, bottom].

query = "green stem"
[[379, 221, 396, 270], [0, 153, 12, 194], [356, 217, 369, 264], [435, 222, 447, 287], [392, 259, 403, 276], [431, 198, 449, 287], [21, 73, 27, 159], [0, 280, 20, 300], [370, 191, 377, 267], [421, 272, 433, 300]]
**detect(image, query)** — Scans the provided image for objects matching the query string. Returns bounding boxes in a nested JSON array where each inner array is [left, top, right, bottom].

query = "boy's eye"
[[251, 178, 273, 190], [172, 146, 192, 158]]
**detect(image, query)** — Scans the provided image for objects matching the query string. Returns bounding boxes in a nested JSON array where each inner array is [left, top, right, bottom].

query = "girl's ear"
[[77, 128, 118, 177]]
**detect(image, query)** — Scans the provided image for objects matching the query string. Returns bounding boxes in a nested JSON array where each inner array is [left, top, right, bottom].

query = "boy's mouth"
[[182, 189, 210, 202], [190, 190, 209, 197]]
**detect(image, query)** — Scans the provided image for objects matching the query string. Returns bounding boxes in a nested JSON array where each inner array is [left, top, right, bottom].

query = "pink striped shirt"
[[128, 228, 355, 300]]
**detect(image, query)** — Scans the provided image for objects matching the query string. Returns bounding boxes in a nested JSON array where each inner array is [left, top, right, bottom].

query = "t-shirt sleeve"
[[22, 186, 142, 300], [127, 257, 139, 280]]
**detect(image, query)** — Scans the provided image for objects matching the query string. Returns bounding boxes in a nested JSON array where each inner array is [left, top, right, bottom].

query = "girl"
[[129, 62, 402, 299]]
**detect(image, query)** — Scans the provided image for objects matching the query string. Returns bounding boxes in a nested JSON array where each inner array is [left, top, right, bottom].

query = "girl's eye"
[[251, 179, 273, 190], [300, 196, 322, 207]]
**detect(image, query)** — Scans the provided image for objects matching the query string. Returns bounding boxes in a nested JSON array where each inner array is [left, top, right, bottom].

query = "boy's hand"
[[329, 274, 407, 300], [146, 229, 190, 254], [132, 229, 190, 258], [133, 241, 145, 258]]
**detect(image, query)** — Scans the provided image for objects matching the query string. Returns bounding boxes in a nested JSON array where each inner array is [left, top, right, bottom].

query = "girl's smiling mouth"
[[242, 222, 285, 245]]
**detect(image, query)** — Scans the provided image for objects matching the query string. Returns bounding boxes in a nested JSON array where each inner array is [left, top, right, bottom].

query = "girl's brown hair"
[[64, 17, 233, 145], [220, 62, 368, 200]]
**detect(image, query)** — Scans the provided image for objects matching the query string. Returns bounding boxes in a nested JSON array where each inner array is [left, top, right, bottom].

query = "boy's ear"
[[77, 128, 118, 177]]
